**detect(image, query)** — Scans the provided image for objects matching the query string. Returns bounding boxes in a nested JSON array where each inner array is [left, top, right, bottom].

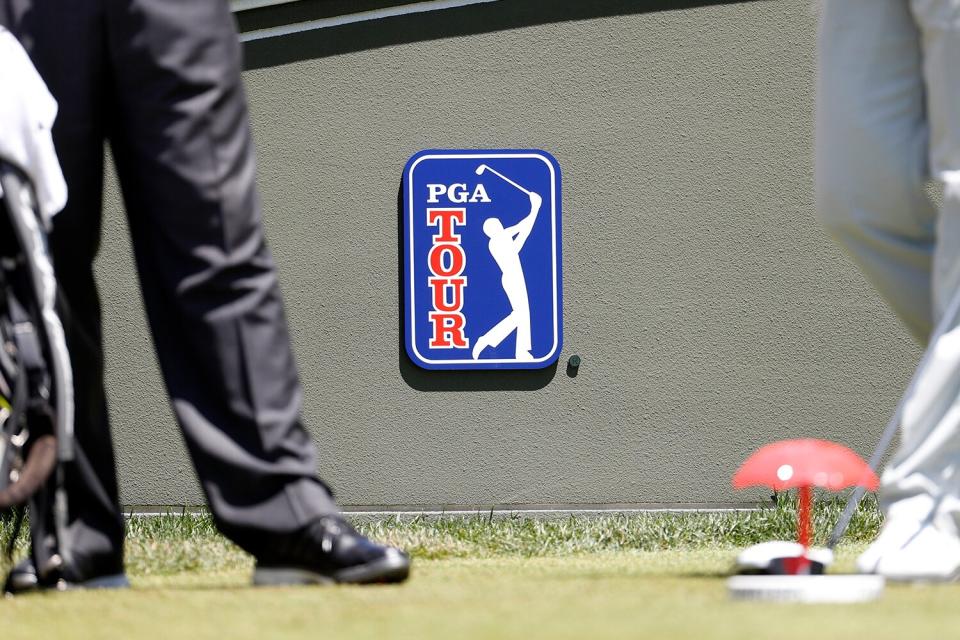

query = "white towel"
[[0, 26, 67, 220]]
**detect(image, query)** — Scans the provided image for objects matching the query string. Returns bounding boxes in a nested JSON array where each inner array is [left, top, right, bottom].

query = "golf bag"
[[0, 158, 74, 583]]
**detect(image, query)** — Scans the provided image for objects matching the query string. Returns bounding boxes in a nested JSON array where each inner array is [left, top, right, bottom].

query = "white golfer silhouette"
[[472, 164, 543, 361]]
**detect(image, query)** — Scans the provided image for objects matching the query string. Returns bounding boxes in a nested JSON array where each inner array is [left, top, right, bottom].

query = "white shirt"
[[0, 26, 67, 221]]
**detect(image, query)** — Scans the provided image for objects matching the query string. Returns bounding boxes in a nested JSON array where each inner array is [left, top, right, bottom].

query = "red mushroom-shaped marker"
[[733, 439, 879, 569]]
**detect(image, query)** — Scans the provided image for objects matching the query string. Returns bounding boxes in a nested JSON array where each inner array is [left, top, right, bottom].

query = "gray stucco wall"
[[98, 0, 920, 510]]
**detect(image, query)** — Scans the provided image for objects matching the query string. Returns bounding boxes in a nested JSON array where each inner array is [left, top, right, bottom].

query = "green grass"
[[0, 493, 885, 576], [362, 494, 885, 559], [6, 495, 958, 640], [6, 551, 960, 640]]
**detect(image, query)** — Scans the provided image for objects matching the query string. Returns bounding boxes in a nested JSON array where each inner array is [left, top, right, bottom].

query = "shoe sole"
[[253, 554, 410, 586], [881, 567, 960, 584], [63, 573, 131, 591], [860, 557, 960, 584], [5, 573, 130, 595]]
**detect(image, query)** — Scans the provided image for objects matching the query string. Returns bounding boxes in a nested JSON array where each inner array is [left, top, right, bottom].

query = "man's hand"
[[529, 192, 543, 212]]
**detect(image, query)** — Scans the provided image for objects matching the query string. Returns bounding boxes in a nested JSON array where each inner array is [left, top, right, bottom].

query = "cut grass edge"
[[0, 492, 883, 576]]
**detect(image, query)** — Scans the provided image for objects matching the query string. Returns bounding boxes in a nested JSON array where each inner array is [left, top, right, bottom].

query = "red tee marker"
[[732, 439, 878, 570]]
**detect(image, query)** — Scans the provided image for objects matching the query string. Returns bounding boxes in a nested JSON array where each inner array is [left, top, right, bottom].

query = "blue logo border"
[[402, 149, 563, 370]]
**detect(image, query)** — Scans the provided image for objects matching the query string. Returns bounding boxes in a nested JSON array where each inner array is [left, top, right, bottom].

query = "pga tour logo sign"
[[403, 150, 562, 370]]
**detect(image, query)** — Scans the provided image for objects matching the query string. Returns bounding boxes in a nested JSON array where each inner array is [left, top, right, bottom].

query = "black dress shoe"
[[3, 557, 129, 594], [253, 515, 410, 586], [4, 557, 38, 594]]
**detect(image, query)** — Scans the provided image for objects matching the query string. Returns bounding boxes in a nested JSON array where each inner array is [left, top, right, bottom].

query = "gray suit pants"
[[0, 0, 336, 576]]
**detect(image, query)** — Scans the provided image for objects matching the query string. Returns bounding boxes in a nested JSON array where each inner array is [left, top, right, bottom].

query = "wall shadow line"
[[241, 0, 770, 69]]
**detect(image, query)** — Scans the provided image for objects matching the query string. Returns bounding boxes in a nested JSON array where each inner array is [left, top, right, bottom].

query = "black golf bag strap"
[[6, 293, 45, 392], [2, 294, 53, 563]]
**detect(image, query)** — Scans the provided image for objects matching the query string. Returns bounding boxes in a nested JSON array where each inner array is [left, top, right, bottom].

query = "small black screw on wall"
[[566, 354, 581, 378]]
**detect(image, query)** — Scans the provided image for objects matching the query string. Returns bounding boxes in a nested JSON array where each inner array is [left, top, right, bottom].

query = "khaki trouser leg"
[[816, 0, 935, 343], [818, 0, 960, 527], [882, 1, 960, 528]]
